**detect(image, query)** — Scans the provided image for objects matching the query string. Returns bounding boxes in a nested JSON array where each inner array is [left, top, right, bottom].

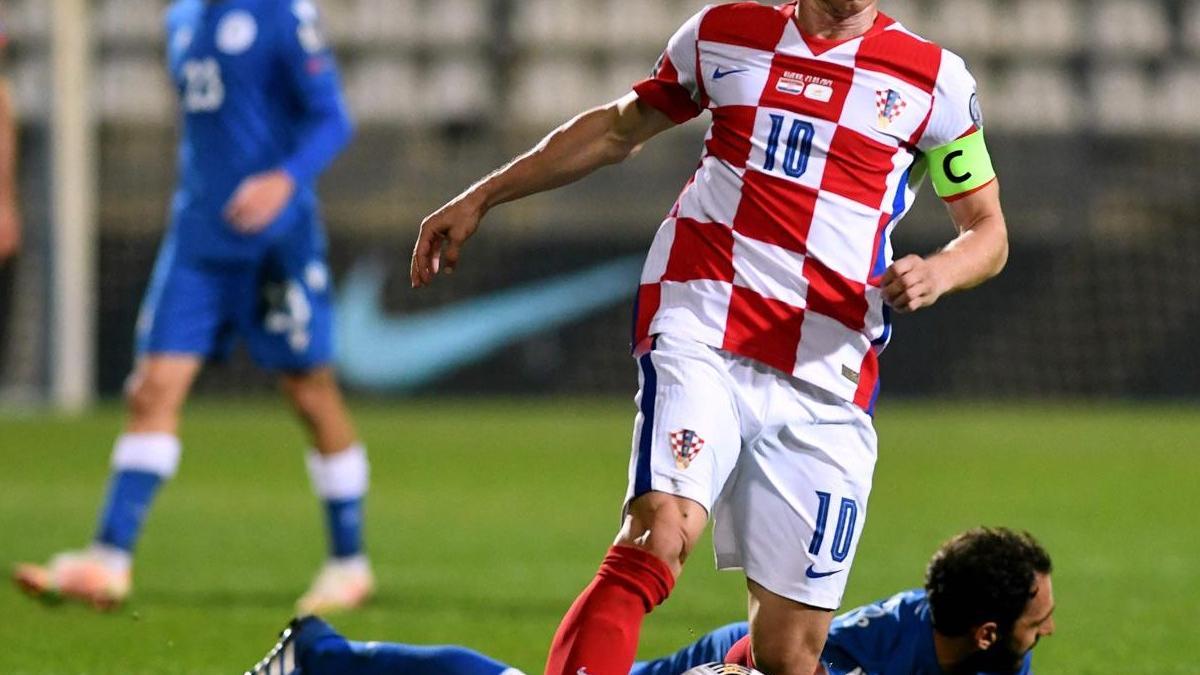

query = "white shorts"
[[624, 334, 878, 610]]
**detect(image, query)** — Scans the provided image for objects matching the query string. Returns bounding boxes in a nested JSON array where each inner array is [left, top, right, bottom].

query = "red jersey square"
[[732, 170, 819, 254], [662, 218, 736, 284], [820, 126, 896, 209], [706, 105, 758, 168], [722, 286, 805, 374], [633, 283, 662, 346], [803, 256, 869, 331], [757, 53, 854, 123], [855, 30, 943, 94], [697, 3, 790, 53]]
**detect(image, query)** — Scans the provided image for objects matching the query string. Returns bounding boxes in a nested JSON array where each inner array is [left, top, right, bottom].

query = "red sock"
[[544, 545, 675, 675], [724, 635, 755, 668]]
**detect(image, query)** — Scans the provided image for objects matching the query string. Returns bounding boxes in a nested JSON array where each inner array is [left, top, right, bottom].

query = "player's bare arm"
[[882, 181, 1007, 313], [411, 92, 675, 288], [0, 74, 20, 260]]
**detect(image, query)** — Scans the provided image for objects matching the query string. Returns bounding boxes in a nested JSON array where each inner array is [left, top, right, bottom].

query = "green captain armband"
[[926, 130, 996, 200]]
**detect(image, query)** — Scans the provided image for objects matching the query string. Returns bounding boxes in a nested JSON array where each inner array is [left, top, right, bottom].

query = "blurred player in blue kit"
[[247, 528, 1055, 675], [13, 0, 374, 614]]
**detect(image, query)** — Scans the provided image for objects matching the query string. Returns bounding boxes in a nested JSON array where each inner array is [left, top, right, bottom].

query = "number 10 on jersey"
[[762, 113, 816, 179], [810, 491, 858, 563]]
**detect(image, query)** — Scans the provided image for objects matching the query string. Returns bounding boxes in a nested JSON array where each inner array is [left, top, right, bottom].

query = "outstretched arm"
[[882, 180, 1008, 313], [410, 92, 676, 288]]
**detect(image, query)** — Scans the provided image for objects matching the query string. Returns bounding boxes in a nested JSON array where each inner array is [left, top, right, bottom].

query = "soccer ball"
[[681, 665, 763, 675]]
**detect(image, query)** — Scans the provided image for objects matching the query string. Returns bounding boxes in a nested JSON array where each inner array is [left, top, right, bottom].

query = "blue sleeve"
[[820, 607, 895, 675], [630, 623, 750, 675], [308, 640, 513, 675], [273, 0, 354, 185]]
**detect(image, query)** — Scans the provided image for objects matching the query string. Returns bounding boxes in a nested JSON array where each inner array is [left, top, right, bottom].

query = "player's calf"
[[286, 369, 374, 614], [545, 492, 705, 675], [746, 580, 833, 675]]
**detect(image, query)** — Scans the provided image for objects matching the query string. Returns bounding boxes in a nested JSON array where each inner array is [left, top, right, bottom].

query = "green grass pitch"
[[1, 399, 1197, 674]]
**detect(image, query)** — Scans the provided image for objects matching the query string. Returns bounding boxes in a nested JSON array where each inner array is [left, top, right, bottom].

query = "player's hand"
[[410, 192, 484, 288], [0, 198, 21, 261], [882, 254, 945, 313], [224, 170, 296, 234]]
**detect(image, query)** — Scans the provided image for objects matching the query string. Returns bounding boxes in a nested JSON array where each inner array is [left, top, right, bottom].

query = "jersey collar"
[[781, 2, 894, 56]]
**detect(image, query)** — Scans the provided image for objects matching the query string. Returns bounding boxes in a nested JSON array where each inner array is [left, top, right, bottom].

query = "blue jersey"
[[164, 0, 352, 261], [634, 589, 1033, 675]]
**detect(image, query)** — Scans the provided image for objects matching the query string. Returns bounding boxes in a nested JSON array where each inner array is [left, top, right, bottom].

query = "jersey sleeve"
[[632, 6, 711, 124], [917, 51, 996, 201], [274, 0, 354, 185]]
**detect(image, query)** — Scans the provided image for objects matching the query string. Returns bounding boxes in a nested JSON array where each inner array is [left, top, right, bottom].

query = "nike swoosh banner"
[[335, 256, 645, 390]]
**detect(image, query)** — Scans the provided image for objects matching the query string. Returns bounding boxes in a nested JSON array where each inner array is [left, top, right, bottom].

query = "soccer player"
[[245, 528, 1055, 675], [0, 17, 20, 260], [410, 2, 1008, 674], [13, 0, 372, 614]]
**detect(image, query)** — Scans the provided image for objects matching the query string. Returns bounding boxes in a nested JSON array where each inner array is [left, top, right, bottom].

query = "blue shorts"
[[135, 231, 333, 372]]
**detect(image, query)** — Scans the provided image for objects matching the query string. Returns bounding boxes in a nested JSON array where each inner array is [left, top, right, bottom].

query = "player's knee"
[[282, 370, 335, 419], [620, 492, 707, 568], [125, 369, 185, 421]]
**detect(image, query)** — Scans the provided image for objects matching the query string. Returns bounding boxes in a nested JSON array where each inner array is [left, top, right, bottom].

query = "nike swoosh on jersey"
[[335, 256, 644, 390], [713, 67, 749, 79], [805, 564, 844, 579]]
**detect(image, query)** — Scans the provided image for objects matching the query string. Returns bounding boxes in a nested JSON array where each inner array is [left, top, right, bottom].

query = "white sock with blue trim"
[[305, 443, 369, 561]]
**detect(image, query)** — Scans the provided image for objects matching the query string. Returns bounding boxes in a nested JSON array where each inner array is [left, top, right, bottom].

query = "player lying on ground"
[[411, 1, 1008, 674], [245, 528, 1054, 675], [14, 0, 373, 614]]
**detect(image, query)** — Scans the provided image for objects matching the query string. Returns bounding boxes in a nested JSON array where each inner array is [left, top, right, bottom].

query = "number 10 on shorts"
[[809, 492, 858, 563]]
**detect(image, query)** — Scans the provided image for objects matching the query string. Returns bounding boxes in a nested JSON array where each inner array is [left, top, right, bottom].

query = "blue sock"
[[324, 497, 364, 559], [95, 470, 165, 552], [307, 445, 369, 560], [305, 637, 515, 675]]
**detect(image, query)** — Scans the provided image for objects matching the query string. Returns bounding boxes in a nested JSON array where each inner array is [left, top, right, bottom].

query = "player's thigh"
[[625, 335, 743, 512], [713, 379, 877, 612], [136, 241, 234, 360], [243, 245, 333, 372], [747, 578, 833, 675]]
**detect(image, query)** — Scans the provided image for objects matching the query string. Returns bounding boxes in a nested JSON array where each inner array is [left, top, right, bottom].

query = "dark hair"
[[924, 527, 1052, 636]]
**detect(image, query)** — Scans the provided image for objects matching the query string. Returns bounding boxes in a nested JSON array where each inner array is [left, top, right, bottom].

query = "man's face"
[[1009, 573, 1056, 654], [961, 573, 1056, 674]]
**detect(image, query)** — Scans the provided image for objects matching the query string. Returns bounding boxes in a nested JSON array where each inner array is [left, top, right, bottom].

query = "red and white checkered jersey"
[[631, 2, 985, 412]]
